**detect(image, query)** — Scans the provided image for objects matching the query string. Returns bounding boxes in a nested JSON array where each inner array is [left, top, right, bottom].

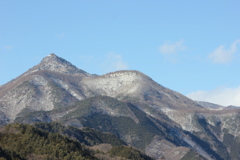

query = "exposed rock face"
[[1, 53, 240, 160]]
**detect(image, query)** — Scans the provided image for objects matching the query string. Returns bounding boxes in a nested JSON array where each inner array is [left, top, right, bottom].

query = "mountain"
[[1, 54, 240, 160], [196, 101, 225, 110], [0, 53, 92, 122], [224, 105, 240, 110], [0, 53, 202, 123]]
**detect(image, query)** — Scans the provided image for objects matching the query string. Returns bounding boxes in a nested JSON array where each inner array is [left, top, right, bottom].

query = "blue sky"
[[0, 1, 240, 106]]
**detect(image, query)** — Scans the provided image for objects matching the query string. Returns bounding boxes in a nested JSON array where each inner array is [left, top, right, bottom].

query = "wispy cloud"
[[208, 40, 240, 63], [56, 33, 65, 38], [3, 45, 13, 50], [102, 52, 128, 73], [187, 86, 240, 106], [159, 40, 186, 55]]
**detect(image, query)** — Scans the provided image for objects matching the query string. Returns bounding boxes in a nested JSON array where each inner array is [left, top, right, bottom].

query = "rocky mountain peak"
[[40, 53, 67, 65], [39, 53, 77, 71], [23, 53, 91, 77]]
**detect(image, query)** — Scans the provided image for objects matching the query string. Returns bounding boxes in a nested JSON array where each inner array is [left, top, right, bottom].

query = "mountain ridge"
[[1, 53, 240, 160]]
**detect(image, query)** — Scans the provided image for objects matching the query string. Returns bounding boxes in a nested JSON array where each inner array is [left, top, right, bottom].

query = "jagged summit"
[[23, 53, 91, 77], [41, 53, 68, 64]]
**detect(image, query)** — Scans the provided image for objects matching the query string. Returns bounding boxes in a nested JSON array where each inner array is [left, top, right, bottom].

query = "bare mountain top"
[[22, 53, 91, 77], [0, 53, 90, 92], [81, 70, 204, 110]]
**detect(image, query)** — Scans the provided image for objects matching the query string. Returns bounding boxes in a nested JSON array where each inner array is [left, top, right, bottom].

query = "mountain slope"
[[15, 95, 213, 160], [1, 54, 240, 160], [196, 101, 225, 110], [33, 121, 127, 147], [0, 54, 203, 123], [0, 54, 92, 122], [80, 70, 204, 110]]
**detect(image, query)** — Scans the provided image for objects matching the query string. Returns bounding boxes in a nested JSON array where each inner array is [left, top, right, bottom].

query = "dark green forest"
[[0, 123, 154, 160], [0, 123, 96, 160]]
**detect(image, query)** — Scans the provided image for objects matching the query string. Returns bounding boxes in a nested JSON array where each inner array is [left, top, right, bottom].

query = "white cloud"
[[102, 53, 128, 73], [187, 86, 240, 106], [208, 40, 240, 63], [159, 40, 186, 55]]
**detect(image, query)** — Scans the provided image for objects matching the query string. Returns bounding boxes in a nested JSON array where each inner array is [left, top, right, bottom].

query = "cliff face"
[[1, 53, 240, 160]]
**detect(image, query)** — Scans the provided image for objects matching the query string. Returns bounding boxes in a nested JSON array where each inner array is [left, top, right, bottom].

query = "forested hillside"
[[0, 123, 154, 160]]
